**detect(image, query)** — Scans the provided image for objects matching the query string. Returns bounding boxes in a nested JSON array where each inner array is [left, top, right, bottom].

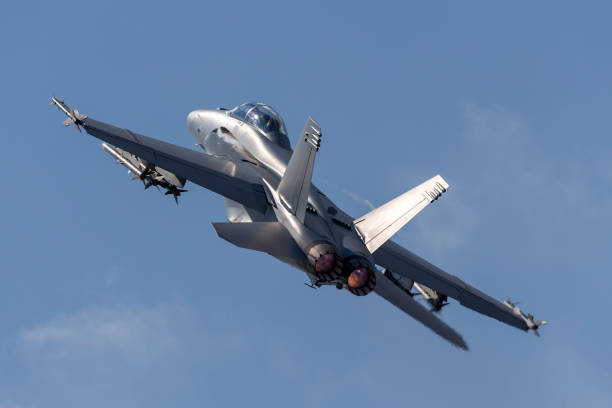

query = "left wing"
[[52, 98, 268, 213], [374, 240, 533, 332]]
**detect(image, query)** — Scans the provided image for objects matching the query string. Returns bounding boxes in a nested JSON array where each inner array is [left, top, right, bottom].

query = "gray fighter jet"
[[51, 97, 545, 349]]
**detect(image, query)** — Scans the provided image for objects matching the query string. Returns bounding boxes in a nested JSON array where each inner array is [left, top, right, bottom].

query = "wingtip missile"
[[504, 299, 546, 336], [50, 97, 87, 132]]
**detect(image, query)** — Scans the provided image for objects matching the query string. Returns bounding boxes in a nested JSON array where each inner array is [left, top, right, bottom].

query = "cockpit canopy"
[[230, 102, 291, 149]]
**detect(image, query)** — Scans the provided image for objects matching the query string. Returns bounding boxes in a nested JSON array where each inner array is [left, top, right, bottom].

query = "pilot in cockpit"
[[230, 102, 291, 150]]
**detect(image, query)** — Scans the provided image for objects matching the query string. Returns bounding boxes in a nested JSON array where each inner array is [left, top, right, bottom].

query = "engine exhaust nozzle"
[[306, 242, 342, 281], [343, 257, 377, 296], [315, 253, 336, 274]]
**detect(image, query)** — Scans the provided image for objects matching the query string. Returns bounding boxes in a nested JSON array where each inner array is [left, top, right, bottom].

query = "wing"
[[374, 270, 468, 350], [373, 240, 529, 331], [77, 116, 268, 213]]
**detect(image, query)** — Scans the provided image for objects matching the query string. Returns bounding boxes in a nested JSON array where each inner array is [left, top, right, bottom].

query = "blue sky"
[[1, 0, 611, 406]]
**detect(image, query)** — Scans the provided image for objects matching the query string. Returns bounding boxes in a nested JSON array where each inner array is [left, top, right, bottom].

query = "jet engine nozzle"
[[306, 242, 342, 281], [343, 257, 376, 296], [348, 268, 370, 288], [347, 268, 376, 296], [315, 253, 336, 274]]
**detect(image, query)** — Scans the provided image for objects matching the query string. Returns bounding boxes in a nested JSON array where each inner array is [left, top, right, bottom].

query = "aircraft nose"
[[187, 110, 199, 134], [186, 109, 226, 140]]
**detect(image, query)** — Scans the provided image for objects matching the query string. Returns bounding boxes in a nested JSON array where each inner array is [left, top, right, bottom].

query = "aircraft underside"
[[50, 97, 546, 350]]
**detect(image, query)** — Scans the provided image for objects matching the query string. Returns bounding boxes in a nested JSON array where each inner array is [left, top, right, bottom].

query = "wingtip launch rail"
[[51, 96, 87, 132], [504, 299, 547, 337]]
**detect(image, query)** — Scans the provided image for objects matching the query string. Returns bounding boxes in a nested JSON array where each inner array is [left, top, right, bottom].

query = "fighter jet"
[[51, 97, 545, 350]]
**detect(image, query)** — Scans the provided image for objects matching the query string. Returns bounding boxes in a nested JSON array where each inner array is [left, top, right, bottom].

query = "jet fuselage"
[[186, 106, 374, 292]]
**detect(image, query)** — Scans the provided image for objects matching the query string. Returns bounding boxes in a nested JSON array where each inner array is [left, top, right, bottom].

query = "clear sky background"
[[1, 1, 611, 407]]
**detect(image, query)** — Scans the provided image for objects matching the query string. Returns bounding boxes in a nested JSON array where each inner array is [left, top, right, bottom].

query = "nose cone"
[[186, 109, 227, 140], [187, 110, 199, 135]]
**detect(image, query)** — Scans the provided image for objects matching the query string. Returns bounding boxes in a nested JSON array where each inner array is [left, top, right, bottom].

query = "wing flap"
[[354, 175, 449, 253], [82, 118, 268, 213], [374, 270, 468, 350]]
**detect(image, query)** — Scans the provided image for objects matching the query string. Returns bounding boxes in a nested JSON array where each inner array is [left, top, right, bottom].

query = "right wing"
[[373, 240, 530, 331], [52, 99, 268, 213], [374, 269, 468, 350]]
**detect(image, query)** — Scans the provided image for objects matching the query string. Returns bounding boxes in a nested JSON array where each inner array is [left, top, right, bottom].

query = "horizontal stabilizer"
[[277, 117, 321, 222], [354, 175, 449, 253], [374, 270, 468, 350], [212, 222, 304, 260]]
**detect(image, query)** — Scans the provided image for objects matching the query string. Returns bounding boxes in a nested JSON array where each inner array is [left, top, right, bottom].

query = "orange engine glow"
[[346, 267, 376, 296], [348, 268, 370, 289], [315, 253, 336, 274]]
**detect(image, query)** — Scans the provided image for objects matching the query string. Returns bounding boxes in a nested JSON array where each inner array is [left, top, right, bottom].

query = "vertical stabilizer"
[[354, 175, 449, 253], [277, 117, 321, 222]]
